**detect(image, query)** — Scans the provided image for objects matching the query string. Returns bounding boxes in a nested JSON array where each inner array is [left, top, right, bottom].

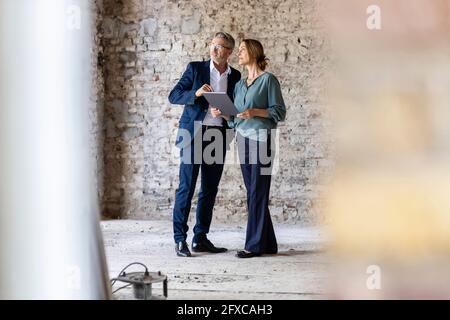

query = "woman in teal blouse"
[[212, 39, 286, 258]]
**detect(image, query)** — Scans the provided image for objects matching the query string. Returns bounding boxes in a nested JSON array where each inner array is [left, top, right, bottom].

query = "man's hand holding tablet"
[[203, 92, 240, 118]]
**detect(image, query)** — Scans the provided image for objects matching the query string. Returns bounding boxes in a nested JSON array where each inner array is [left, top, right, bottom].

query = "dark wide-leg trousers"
[[237, 133, 278, 254]]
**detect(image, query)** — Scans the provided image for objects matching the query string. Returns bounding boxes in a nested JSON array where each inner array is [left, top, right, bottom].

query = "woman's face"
[[237, 43, 251, 66]]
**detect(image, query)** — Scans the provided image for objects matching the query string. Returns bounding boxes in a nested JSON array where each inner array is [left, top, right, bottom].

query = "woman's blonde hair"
[[242, 39, 269, 71]]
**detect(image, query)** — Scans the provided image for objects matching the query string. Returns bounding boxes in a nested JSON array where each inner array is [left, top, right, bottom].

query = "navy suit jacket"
[[169, 60, 241, 148]]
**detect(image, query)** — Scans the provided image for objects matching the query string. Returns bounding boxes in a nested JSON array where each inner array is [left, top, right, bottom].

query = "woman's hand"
[[211, 107, 230, 120], [237, 108, 268, 119]]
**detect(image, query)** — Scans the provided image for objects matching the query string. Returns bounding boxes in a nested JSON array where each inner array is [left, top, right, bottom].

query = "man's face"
[[210, 37, 232, 64]]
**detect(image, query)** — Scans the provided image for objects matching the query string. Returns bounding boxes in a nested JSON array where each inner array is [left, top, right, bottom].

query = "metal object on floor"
[[113, 271, 168, 300]]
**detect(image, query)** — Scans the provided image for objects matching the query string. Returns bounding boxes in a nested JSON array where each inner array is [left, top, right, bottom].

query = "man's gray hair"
[[214, 32, 235, 50]]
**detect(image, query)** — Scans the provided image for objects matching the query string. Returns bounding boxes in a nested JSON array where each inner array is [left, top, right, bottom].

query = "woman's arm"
[[236, 108, 268, 119], [236, 75, 286, 121], [266, 75, 286, 123]]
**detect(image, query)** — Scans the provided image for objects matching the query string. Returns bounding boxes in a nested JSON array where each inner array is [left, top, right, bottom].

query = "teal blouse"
[[227, 72, 286, 141]]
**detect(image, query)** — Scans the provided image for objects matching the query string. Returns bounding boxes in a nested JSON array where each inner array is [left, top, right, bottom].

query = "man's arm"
[[168, 63, 198, 105]]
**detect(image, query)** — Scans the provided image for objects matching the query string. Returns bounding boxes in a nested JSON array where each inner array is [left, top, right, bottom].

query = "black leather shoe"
[[192, 239, 227, 253], [235, 250, 260, 258], [175, 241, 192, 257]]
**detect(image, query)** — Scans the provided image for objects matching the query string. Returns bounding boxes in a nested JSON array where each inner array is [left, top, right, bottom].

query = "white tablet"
[[203, 92, 239, 116]]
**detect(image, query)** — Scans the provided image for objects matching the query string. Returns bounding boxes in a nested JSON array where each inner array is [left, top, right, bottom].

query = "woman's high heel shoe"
[[235, 250, 261, 258]]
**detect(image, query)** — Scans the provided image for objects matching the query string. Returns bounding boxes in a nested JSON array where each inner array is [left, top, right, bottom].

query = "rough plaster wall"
[[89, 0, 106, 206], [99, 0, 332, 223]]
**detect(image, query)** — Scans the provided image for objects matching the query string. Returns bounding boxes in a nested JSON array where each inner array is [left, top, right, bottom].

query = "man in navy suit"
[[168, 32, 241, 257]]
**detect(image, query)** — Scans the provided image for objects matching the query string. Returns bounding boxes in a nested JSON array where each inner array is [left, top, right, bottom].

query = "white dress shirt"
[[202, 60, 231, 126]]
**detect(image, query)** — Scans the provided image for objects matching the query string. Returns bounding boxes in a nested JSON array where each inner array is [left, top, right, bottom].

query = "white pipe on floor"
[[0, 0, 111, 299]]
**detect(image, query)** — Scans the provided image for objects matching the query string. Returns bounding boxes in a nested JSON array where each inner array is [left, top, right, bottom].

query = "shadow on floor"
[[189, 249, 325, 258], [275, 249, 326, 257]]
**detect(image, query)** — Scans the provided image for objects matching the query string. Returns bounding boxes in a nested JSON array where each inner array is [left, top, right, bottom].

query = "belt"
[[202, 125, 224, 130]]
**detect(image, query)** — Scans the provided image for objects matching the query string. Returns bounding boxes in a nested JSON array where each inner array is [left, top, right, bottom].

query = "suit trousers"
[[173, 125, 226, 243]]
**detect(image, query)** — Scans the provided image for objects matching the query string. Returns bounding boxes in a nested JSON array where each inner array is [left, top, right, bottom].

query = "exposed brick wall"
[[89, 0, 106, 207], [97, 0, 333, 223]]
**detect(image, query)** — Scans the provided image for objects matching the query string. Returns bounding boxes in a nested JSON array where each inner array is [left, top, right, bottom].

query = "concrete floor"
[[102, 219, 329, 300]]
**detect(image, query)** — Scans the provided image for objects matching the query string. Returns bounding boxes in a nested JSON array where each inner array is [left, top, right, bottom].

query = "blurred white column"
[[0, 0, 111, 299]]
